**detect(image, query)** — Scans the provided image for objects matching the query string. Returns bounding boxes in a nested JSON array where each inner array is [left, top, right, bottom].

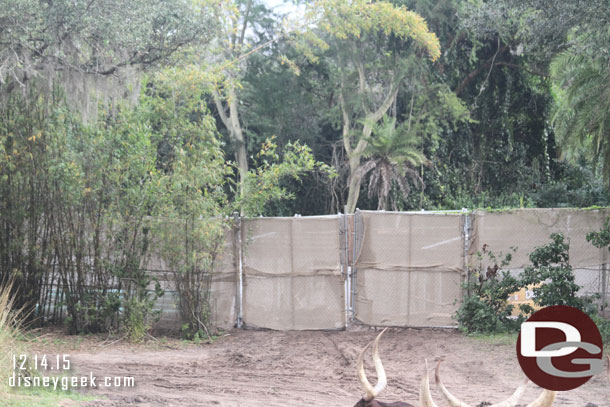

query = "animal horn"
[[488, 378, 529, 407], [357, 328, 388, 401], [433, 361, 471, 407], [525, 389, 556, 407], [434, 361, 528, 407], [420, 359, 439, 407]]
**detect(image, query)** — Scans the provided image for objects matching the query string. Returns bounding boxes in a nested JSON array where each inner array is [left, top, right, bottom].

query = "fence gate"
[[239, 215, 345, 330], [349, 210, 465, 327]]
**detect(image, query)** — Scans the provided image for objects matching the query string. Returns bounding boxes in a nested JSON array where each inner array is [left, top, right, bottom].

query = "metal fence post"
[[342, 212, 350, 329], [602, 244, 608, 317], [233, 212, 244, 328], [602, 264, 608, 316], [351, 209, 358, 324], [462, 209, 472, 297]]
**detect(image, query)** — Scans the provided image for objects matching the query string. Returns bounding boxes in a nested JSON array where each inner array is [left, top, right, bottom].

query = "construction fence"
[[151, 208, 610, 331]]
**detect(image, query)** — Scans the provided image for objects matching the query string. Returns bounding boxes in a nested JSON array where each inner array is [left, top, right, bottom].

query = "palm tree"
[[358, 115, 427, 210], [551, 49, 610, 182]]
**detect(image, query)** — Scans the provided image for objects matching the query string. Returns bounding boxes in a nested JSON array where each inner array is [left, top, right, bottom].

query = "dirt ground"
[[31, 328, 609, 407]]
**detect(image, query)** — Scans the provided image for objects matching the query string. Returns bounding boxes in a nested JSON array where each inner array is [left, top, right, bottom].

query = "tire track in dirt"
[[52, 328, 609, 407]]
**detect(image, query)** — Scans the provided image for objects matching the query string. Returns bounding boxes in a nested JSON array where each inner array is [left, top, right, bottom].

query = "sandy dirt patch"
[[30, 328, 610, 407]]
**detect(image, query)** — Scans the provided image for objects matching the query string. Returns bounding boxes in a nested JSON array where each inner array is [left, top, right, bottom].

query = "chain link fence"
[[471, 209, 610, 318], [36, 208, 610, 330]]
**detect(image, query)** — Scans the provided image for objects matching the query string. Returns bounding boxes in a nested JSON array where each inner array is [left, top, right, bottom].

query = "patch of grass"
[[3, 387, 95, 407], [468, 331, 518, 346]]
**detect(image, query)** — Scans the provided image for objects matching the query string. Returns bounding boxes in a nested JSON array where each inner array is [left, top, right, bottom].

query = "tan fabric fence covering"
[[472, 208, 610, 267], [472, 209, 610, 310], [242, 216, 345, 330], [145, 208, 609, 331], [354, 211, 464, 327], [209, 231, 239, 328]]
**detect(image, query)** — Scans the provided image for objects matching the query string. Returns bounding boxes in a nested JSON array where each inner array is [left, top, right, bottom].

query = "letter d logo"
[[516, 305, 604, 391], [520, 321, 581, 357]]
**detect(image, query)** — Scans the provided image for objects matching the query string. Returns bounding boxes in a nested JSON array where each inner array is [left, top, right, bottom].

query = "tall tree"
[[0, 0, 216, 116], [300, 0, 440, 213], [209, 0, 278, 205]]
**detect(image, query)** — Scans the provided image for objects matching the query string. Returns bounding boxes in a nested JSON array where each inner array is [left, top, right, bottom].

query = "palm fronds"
[[359, 115, 426, 210], [551, 49, 610, 182]]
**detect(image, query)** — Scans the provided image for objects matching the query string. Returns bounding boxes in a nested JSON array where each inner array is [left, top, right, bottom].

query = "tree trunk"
[[213, 83, 249, 213], [341, 81, 399, 213], [345, 155, 363, 213], [344, 123, 374, 213], [228, 87, 249, 202]]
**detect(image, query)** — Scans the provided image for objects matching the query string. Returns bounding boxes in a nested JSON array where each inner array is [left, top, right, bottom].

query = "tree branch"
[[237, 0, 253, 55], [212, 88, 231, 130], [493, 61, 547, 78], [339, 91, 352, 155], [455, 44, 508, 96]]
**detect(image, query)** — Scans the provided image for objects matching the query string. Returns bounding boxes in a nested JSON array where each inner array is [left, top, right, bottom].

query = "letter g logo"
[[516, 306, 604, 391]]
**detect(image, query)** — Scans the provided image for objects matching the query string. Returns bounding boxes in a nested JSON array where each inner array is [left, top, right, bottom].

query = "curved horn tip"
[[376, 327, 389, 340], [371, 328, 388, 396], [420, 359, 439, 407], [357, 341, 375, 401], [433, 360, 473, 407], [434, 360, 442, 384], [526, 389, 556, 407]]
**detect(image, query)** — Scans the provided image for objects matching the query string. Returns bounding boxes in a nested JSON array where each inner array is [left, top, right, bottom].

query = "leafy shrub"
[[586, 215, 610, 251], [590, 313, 610, 347], [456, 246, 529, 333], [521, 233, 595, 311], [586, 217, 610, 341], [122, 279, 163, 343], [458, 232, 608, 335]]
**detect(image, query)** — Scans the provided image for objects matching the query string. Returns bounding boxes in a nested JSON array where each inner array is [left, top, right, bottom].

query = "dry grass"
[[0, 280, 95, 406], [0, 278, 27, 394]]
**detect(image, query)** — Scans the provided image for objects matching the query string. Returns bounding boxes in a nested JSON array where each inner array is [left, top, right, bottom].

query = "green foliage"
[[521, 233, 594, 311], [360, 115, 426, 210], [0, 0, 216, 93], [241, 137, 334, 216], [122, 280, 163, 343], [590, 313, 610, 348], [551, 48, 610, 184], [307, 0, 441, 61], [147, 66, 325, 338], [532, 160, 610, 208], [0, 92, 165, 333], [143, 69, 232, 340], [456, 247, 526, 333], [295, 0, 442, 212], [457, 232, 599, 334], [587, 216, 610, 250], [586, 216, 610, 318]]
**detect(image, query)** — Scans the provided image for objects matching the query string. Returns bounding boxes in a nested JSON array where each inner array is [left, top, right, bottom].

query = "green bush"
[[521, 233, 595, 311], [122, 280, 163, 343], [457, 232, 608, 335], [456, 247, 529, 333]]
